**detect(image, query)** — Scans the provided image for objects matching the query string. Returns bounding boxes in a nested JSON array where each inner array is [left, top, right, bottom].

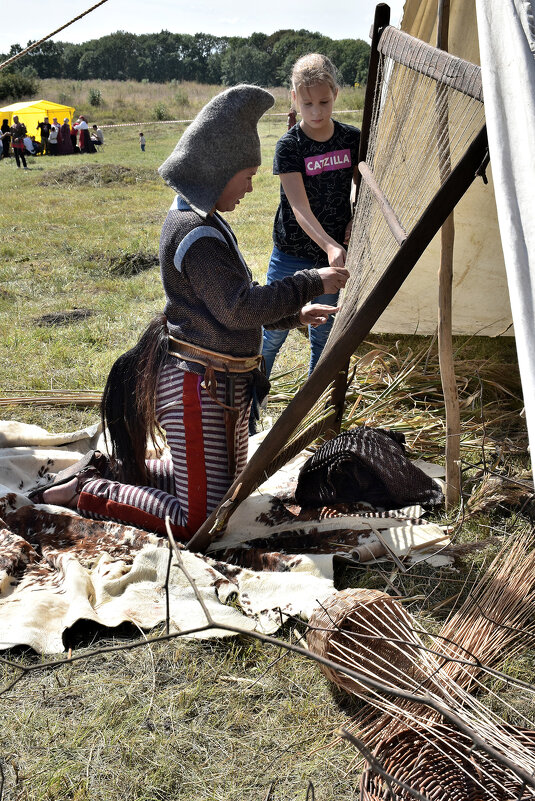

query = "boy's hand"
[[317, 265, 350, 294], [343, 219, 353, 245], [299, 303, 340, 328]]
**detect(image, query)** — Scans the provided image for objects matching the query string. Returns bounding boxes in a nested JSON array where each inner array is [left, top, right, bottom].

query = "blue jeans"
[[261, 246, 339, 378]]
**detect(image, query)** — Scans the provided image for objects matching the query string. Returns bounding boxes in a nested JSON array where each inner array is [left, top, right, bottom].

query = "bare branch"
[[165, 516, 214, 626]]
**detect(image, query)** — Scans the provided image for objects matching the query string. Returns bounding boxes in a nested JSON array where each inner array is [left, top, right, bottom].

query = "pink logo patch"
[[305, 149, 352, 176]]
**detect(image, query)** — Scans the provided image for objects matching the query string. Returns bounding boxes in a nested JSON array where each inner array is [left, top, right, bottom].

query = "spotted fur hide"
[[0, 505, 335, 655]]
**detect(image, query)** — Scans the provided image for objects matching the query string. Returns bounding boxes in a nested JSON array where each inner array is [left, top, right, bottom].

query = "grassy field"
[[0, 82, 533, 801]]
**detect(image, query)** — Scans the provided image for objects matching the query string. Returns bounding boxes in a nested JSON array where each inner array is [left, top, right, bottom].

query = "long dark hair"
[[101, 314, 169, 485]]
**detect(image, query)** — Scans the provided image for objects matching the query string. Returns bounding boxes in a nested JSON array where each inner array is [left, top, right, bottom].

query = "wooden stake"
[[436, 0, 461, 507]]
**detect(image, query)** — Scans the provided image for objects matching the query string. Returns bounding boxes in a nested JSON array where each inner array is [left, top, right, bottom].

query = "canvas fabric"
[[372, 0, 512, 337], [474, 0, 535, 468]]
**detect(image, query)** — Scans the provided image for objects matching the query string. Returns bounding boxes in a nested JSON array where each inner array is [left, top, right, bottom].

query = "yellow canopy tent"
[[0, 99, 75, 136]]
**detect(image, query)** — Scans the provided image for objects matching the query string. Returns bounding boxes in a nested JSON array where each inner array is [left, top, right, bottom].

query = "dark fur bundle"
[[295, 426, 443, 509]]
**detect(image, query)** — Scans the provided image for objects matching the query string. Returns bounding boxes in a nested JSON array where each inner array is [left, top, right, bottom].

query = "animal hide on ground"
[[0, 420, 449, 655], [0, 505, 336, 654]]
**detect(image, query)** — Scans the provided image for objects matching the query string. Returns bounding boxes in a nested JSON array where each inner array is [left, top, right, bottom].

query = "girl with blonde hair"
[[261, 53, 360, 379]]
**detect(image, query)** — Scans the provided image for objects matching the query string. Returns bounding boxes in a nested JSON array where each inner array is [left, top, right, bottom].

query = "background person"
[[91, 124, 104, 145], [32, 85, 348, 542], [75, 115, 96, 153], [48, 120, 59, 155], [30, 135, 42, 155], [0, 122, 10, 159], [59, 118, 73, 154], [1, 120, 10, 158], [139, 131, 146, 151], [22, 134, 35, 155], [36, 116, 51, 155], [261, 53, 360, 379], [287, 107, 297, 130], [70, 122, 78, 152], [10, 115, 28, 169]]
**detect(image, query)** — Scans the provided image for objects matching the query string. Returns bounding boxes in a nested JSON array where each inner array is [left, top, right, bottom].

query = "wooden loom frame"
[[187, 3, 490, 553]]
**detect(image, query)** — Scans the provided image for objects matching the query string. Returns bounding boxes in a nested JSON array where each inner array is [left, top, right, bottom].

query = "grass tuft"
[[39, 163, 158, 187], [109, 250, 159, 276]]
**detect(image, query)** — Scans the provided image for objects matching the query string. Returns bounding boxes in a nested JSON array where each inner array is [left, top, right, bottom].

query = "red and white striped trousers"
[[77, 358, 251, 542]]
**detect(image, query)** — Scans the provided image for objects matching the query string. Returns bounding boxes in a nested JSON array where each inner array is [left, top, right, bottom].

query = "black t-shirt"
[[272, 119, 360, 263], [37, 122, 51, 137]]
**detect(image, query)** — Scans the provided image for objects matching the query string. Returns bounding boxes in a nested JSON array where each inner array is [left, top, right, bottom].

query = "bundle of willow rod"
[[307, 533, 535, 800]]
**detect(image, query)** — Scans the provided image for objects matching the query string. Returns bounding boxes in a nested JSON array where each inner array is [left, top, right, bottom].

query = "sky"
[[1, 0, 406, 54]]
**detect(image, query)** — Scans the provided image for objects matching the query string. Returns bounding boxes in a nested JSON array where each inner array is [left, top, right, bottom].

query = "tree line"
[[0, 29, 370, 100]]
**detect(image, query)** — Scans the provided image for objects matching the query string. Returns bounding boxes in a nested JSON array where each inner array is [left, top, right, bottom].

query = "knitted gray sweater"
[[159, 198, 325, 360]]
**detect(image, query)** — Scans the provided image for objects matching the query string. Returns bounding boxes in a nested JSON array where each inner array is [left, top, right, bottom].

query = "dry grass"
[[342, 336, 525, 455], [33, 79, 364, 125], [266, 333, 526, 462], [0, 632, 361, 801]]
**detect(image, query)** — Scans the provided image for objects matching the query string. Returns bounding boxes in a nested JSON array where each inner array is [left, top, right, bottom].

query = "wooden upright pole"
[[436, 0, 461, 507]]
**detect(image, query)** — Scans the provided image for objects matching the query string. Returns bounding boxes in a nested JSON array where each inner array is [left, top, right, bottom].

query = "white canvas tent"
[[379, 0, 535, 462]]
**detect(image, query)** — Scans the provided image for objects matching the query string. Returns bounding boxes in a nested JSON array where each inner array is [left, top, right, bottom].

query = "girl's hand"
[[326, 243, 347, 268], [299, 303, 340, 328], [317, 265, 350, 294], [344, 219, 353, 245]]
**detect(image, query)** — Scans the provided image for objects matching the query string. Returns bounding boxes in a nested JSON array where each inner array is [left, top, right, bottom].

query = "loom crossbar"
[[378, 26, 483, 102], [358, 162, 407, 246]]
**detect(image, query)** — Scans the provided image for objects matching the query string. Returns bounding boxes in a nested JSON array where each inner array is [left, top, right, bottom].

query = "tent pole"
[[436, 0, 461, 508]]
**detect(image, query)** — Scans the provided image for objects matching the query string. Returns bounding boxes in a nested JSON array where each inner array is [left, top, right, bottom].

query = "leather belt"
[[168, 335, 261, 374]]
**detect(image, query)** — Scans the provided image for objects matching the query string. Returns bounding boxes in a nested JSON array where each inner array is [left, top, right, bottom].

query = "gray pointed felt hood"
[[158, 84, 275, 218]]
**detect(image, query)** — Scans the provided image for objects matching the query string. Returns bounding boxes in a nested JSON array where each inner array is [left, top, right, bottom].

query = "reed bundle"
[[0, 390, 102, 408], [343, 343, 524, 455]]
